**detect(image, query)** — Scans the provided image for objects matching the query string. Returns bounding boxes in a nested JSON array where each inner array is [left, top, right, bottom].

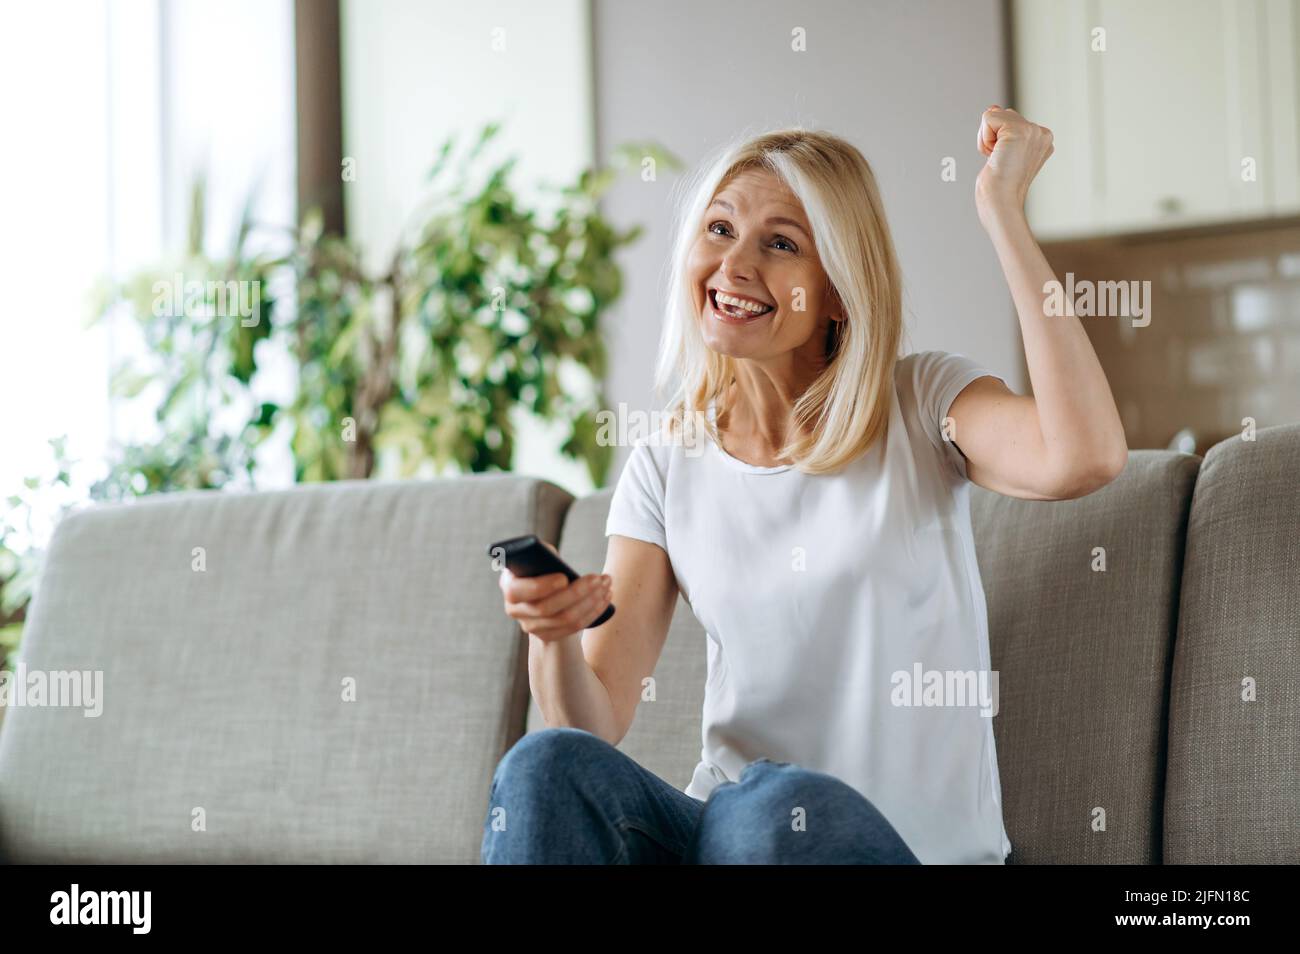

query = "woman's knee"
[[490, 726, 615, 796], [692, 761, 917, 864], [482, 727, 626, 864], [706, 761, 830, 829]]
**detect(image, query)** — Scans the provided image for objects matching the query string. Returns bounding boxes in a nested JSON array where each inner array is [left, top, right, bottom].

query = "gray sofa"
[[0, 424, 1296, 864]]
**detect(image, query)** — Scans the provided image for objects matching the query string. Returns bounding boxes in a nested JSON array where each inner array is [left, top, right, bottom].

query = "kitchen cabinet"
[[1012, 0, 1300, 239]]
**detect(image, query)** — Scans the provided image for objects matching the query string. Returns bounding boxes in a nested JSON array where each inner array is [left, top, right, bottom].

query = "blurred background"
[[1, 0, 1298, 657]]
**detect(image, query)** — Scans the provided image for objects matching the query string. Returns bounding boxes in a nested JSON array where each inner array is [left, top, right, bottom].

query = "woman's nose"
[[721, 247, 759, 281]]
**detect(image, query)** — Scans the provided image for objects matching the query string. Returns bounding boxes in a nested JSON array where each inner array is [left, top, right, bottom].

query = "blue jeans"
[[481, 726, 922, 864]]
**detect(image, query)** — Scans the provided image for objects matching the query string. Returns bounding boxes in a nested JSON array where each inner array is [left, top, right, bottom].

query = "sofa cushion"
[[1163, 423, 1300, 863], [970, 450, 1200, 863], [0, 474, 570, 863]]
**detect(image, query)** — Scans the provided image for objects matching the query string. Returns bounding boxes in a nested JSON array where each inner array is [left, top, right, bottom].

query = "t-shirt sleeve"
[[906, 350, 1010, 481], [604, 440, 668, 552]]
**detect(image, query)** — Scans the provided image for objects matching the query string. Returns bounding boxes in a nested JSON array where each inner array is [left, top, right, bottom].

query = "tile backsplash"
[[1037, 221, 1300, 454]]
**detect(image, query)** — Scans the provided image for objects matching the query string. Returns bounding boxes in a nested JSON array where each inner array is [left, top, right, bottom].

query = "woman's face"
[[686, 167, 842, 362]]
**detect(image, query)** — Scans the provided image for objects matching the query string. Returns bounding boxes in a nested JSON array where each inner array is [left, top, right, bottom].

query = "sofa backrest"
[[970, 449, 1201, 863], [0, 474, 571, 863], [3, 430, 1294, 865], [1163, 423, 1300, 863], [535, 448, 1205, 865]]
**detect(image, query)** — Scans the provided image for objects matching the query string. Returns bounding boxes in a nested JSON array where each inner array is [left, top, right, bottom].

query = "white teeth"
[[715, 291, 772, 314]]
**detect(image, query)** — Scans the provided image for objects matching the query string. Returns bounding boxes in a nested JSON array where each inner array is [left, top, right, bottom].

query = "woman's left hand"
[[974, 105, 1053, 226]]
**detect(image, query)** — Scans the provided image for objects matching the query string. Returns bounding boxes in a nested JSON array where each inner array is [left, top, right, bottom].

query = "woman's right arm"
[[501, 535, 679, 747]]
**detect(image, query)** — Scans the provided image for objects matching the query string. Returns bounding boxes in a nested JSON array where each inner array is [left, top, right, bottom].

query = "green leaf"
[[73, 120, 664, 535]]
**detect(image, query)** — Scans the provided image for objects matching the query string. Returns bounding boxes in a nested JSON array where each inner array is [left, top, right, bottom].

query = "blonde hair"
[[653, 128, 903, 475]]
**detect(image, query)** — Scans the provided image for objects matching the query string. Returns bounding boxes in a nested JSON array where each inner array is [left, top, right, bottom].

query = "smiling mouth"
[[709, 288, 775, 320]]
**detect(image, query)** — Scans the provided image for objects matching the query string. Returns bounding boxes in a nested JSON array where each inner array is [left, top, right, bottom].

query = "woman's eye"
[[706, 221, 796, 253]]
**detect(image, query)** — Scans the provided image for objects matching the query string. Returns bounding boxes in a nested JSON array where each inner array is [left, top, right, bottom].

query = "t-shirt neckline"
[[705, 399, 795, 475]]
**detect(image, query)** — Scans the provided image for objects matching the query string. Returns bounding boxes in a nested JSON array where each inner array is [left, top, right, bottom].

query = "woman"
[[483, 108, 1128, 864]]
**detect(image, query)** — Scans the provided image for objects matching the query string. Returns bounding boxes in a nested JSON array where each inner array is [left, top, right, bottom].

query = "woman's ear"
[[827, 284, 846, 321], [825, 312, 845, 358]]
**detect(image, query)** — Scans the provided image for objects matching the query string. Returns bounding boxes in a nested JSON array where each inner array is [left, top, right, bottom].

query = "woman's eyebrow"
[[708, 198, 811, 239]]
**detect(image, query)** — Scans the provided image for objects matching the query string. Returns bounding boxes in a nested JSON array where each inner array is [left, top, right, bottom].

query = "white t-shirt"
[[604, 350, 1014, 865]]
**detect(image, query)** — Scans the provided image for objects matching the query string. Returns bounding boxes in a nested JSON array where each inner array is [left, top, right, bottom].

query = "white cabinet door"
[[1096, 0, 1237, 231], [1014, 0, 1100, 239], [1014, 0, 1298, 237], [1264, 0, 1300, 214]]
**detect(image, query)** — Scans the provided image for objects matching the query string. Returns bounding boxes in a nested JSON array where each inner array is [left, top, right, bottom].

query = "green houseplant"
[[98, 122, 678, 490], [0, 123, 680, 665], [1, 437, 77, 673]]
